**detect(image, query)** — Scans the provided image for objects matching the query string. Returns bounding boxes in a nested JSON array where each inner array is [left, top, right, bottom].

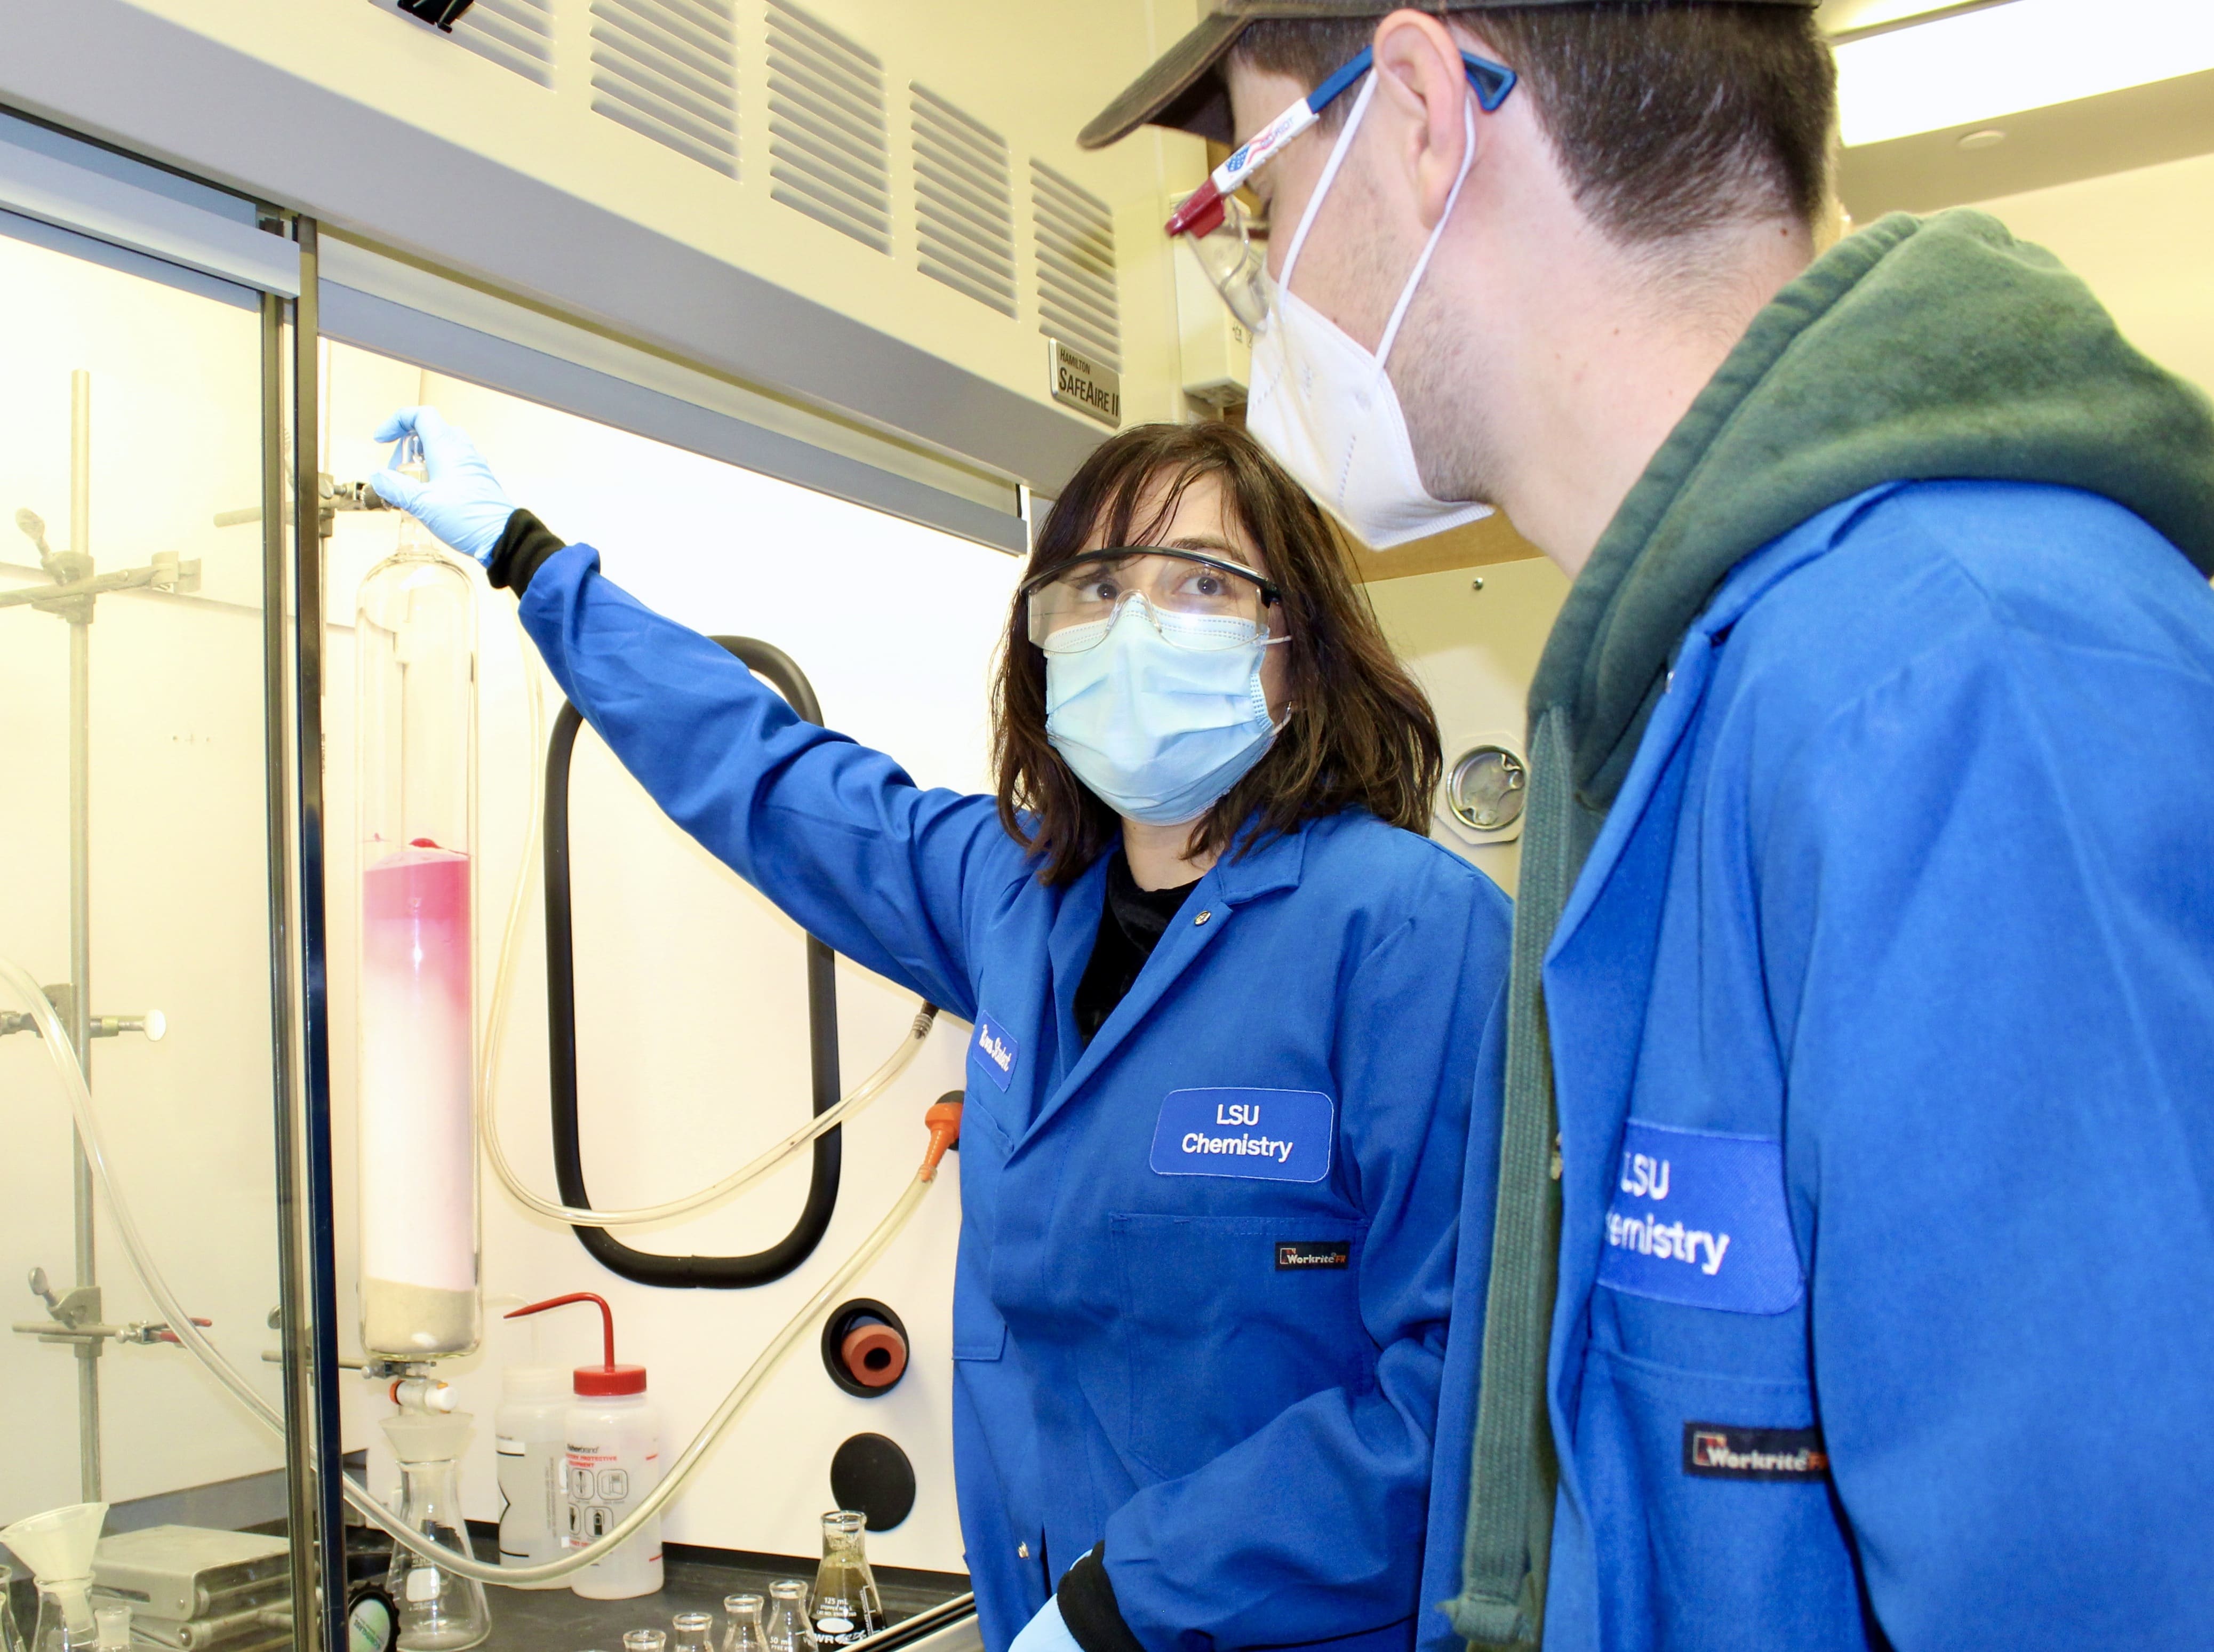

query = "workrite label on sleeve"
[[972, 1012, 1018, 1092], [1149, 1088, 1333, 1183], [1596, 1120, 1803, 1314]]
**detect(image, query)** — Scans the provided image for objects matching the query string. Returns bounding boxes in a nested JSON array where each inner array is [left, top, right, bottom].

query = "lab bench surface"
[[465, 1540, 969, 1652]]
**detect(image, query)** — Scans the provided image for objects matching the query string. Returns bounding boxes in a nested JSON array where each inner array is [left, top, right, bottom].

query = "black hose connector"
[[545, 636, 841, 1288]]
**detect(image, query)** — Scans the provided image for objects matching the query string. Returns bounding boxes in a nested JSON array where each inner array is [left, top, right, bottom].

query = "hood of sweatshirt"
[[1531, 208, 2214, 811]]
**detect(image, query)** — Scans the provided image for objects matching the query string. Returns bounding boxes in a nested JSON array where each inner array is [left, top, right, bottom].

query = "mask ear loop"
[[1277, 70, 1379, 292], [1374, 93, 1478, 370]]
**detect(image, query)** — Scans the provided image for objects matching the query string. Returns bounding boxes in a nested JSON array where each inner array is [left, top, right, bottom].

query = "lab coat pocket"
[[1577, 1348, 1864, 1652], [1108, 1212, 1370, 1482], [953, 1101, 1010, 1362], [952, 1296, 1008, 1362]]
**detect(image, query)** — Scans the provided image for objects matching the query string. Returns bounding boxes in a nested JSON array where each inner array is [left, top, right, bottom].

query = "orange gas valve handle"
[[921, 1099, 963, 1182]]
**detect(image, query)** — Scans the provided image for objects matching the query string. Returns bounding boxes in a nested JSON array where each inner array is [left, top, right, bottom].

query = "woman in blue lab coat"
[[375, 410, 1512, 1652]]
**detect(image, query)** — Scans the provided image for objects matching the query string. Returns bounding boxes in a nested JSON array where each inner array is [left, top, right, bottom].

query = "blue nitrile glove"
[[1009, 1595, 1082, 1652], [371, 406, 516, 566]]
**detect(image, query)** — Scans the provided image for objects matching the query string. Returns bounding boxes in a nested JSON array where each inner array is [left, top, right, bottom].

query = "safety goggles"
[[1022, 546, 1283, 654], [1164, 43, 1517, 332]]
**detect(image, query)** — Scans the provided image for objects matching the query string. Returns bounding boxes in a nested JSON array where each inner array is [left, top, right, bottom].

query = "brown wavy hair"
[[992, 421, 1442, 883]]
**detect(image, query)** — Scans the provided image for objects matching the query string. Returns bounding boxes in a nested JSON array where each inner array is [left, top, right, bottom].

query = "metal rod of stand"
[[67, 365, 102, 1503]]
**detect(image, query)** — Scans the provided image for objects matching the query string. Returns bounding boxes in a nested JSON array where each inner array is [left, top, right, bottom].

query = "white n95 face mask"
[[1245, 73, 1493, 552], [1044, 599, 1282, 826]]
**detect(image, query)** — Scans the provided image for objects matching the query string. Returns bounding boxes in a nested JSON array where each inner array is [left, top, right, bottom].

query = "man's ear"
[[1372, 9, 1478, 230]]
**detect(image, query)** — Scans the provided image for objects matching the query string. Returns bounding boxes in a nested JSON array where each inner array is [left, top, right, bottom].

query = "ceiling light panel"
[[1820, 0, 2009, 39], [1836, 0, 2214, 146]]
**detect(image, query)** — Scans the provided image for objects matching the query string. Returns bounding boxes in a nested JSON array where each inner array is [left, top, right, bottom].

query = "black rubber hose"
[[545, 636, 841, 1287]]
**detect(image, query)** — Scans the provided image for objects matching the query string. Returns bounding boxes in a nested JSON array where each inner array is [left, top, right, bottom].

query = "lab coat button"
[[1017, 1543, 1029, 1559], [1194, 909, 1213, 926]]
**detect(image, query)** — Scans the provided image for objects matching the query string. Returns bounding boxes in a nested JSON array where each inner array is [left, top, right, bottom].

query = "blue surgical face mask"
[[1044, 598, 1283, 825]]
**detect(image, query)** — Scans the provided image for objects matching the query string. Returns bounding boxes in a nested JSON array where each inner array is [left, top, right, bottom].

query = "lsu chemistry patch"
[[1149, 1088, 1333, 1183], [1596, 1119, 1803, 1314]]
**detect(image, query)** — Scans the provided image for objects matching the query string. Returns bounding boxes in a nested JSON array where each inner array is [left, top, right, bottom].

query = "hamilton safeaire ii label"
[[1049, 338, 1122, 427]]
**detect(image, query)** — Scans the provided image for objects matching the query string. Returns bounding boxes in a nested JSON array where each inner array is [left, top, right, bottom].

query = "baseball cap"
[[1077, 0, 1820, 150]]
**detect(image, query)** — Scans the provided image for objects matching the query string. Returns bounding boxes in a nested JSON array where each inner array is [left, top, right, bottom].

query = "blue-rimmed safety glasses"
[[1166, 44, 1515, 333], [1021, 547, 1284, 654]]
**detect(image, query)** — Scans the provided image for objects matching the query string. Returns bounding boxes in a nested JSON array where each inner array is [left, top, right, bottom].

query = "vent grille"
[[449, 0, 557, 86], [589, 0, 738, 176], [765, 0, 891, 253], [909, 85, 1016, 318], [1031, 161, 1120, 371]]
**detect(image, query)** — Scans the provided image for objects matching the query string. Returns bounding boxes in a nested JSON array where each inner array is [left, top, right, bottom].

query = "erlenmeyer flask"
[[762, 1582, 816, 1652], [383, 1415, 492, 1650], [28, 1582, 95, 1652], [0, 1565, 27, 1652], [720, 1594, 766, 1652], [671, 1614, 714, 1652], [809, 1512, 882, 1645]]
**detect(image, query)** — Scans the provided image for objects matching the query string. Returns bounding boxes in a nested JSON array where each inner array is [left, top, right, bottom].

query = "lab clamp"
[[15, 1264, 207, 1353], [212, 466, 397, 538], [3, 370, 193, 1502]]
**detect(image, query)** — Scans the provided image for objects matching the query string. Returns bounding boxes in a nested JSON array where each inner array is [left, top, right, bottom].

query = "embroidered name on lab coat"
[[1596, 1120, 1803, 1314], [1148, 1088, 1333, 1183], [972, 1012, 1018, 1092]]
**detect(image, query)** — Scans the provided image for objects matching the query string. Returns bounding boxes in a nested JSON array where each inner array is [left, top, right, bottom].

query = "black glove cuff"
[[1057, 1545, 1147, 1652], [485, 507, 568, 594]]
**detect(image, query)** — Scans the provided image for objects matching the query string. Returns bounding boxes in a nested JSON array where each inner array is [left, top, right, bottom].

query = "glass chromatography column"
[[355, 484, 481, 1362]]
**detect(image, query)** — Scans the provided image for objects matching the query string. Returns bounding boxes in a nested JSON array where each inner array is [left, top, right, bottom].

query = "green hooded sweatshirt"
[[1454, 208, 2214, 1649]]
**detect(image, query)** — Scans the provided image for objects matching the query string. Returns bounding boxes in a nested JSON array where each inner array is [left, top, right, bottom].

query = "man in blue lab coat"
[[1090, 2, 2214, 1648]]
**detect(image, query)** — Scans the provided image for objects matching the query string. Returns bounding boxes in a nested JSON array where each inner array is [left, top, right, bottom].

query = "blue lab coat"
[[1429, 480, 2214, 1650], [516, 545, 1514, 1652]]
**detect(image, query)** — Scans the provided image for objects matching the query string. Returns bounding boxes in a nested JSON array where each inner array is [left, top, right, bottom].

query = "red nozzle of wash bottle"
[[922, 1098, 963, 1182], [506, 1291, 647, 1396]]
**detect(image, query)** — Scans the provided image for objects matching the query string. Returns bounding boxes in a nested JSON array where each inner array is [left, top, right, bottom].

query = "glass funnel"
[[0, 1504, 104, 1652], [809, 1512, 882, 1645], [382, 1413, 491, 1650]]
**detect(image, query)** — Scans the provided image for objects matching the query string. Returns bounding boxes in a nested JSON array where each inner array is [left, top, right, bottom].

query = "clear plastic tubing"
[[355, 459, 483, 1362], [476, 622, 936, 1231], [480, 999, 936, 1229], [0, 947, 953, 1589]]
